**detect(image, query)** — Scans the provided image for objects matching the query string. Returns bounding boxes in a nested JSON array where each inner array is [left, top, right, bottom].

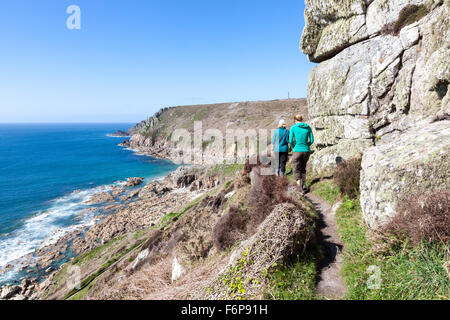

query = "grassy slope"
[[312, 180, 449, 300], [43, 162, 323, 301], [137, 99, 308, 140]]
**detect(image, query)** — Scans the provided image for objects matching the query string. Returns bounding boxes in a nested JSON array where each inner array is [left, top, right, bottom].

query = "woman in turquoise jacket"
[[272, 119, 290, 176], [289, 114, 314, 193]]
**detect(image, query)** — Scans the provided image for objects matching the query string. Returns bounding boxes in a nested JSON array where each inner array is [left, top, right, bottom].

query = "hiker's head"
[[278, 119, 286, 128], [294, 114, 303, 123]]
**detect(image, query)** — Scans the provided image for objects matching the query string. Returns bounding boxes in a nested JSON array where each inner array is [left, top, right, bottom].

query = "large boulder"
[[163, 166, 199, 189], [360, 120, 450, 228], [0, 285, 21, 300], [301, 0, 431, 62], [301, 0, 368, 62]]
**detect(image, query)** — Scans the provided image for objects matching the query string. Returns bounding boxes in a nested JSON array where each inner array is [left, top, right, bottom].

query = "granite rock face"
[[301, 0, 450, 226], [360, 120, 450, 228]]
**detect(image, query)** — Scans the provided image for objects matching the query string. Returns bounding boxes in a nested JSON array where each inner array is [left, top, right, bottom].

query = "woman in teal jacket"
[[272, 119, 290, 176], [289, 114, 314, 193]]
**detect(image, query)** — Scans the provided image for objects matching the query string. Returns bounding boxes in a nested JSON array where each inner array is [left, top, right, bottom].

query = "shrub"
[[243, 156, 264, 174], [213, 166, 302, 250], [213, 207, 248, 251], [333, 157, 362, 199], [383, 190, 450, 245], [246, 174, 298, 235]]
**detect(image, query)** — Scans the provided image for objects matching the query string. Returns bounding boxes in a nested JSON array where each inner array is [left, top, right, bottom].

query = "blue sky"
[[0, 0, 314, 123]]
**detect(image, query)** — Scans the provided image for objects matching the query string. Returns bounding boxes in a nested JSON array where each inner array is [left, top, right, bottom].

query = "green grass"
[[156, 196, 203, 230], [133, 228, 148, 240], [71, 235, 126, 265], [311, 179, 341, 204], [335, 198, 449, 300], [206, 163, 244, 178], [64, 239, 146, 300], [264, 245, 320, 300], [68, 280, 96, 301]]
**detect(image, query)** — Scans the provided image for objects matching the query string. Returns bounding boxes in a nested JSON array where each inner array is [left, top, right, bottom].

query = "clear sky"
[[0, 0, 315, 123]]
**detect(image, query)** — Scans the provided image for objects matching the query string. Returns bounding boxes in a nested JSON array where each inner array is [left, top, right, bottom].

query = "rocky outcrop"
[[163, 166, 221, 191], [124, 177, 144, 187], [0, 279, 38, 300], [163, 167, 201, 189], [360, 119, 450, 228], [118, 140, 130, 148], [304, 0, 449, 175], [109, 130, 129, 137], [302, 0, 449, 225], [127, 108, 170, 135]]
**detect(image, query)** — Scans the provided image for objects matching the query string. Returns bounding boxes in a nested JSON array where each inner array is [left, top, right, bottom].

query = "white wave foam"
[[0, 182, 121, 275], [0, 167, 177, 284], [106, 134, 130, 138]]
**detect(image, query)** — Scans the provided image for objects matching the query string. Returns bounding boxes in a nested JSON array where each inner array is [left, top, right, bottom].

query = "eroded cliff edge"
[[301, 0, 449, 227]]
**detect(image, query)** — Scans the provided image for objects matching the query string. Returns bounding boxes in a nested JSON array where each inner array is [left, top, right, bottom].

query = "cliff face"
[[301, 0, 449, 227]]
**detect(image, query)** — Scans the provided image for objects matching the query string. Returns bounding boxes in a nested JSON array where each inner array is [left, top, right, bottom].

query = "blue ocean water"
[[0, 123, 177, 283]]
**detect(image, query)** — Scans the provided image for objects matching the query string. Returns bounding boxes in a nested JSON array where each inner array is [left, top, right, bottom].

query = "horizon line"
[[0, 122, 138, 124]]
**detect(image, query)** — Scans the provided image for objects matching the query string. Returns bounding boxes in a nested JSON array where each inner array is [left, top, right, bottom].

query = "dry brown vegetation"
[[333, 156, 362, 199], [50, 161, 318, 300], [213, 206, 248, 251], [381, 4, 429, 35], [213, 158, 310, 251], [383, 190, 450, 245]]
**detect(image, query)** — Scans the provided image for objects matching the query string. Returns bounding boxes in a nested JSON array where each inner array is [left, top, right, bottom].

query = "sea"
[[0, 123, 178, 285]]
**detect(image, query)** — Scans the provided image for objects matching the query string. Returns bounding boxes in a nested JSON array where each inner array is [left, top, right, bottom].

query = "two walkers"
[[272, 114, 314, 193]]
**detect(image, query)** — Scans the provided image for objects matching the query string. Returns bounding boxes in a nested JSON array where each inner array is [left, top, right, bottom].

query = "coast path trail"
[[305, 193, 346, 300]]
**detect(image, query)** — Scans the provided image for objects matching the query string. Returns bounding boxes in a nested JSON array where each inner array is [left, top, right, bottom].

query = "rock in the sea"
[[119, 140, 131, 147], [124, 177, 145, 187], [360, 120, 450, 228], [110, 130, 129, 137]]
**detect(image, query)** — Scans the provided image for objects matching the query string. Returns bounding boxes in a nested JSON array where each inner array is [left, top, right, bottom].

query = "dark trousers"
[[274, 152, 288, 175], [292, 152, 310, 181]]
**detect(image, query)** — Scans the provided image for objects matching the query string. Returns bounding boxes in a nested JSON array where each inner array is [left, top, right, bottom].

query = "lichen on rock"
[[360, 120, 450, 228]]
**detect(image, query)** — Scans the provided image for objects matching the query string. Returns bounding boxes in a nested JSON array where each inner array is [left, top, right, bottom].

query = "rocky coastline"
[[0, 155, 219, 300]]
